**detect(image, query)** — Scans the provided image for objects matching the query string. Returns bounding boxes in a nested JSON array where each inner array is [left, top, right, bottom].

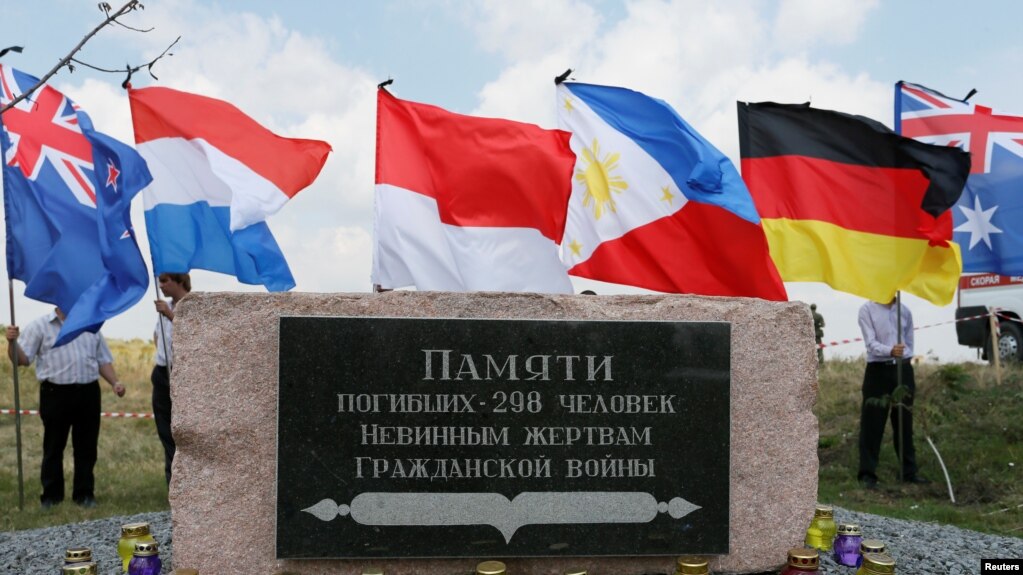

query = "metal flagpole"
[[892, 91, 906, 482], [896, 291, 905, 483], [7, 279, 25, 510]]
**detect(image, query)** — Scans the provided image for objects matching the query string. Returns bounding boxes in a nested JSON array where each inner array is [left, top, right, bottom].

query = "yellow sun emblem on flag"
[[575, 138, 627, 220]]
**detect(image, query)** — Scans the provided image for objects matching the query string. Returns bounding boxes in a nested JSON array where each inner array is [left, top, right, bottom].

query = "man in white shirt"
[[857, 298, 928, 489], [153, 272, 191, 485], [6, 308, 124, 508]]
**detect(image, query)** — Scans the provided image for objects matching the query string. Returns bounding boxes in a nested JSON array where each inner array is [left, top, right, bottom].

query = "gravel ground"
[[1, 506, 1020, 574], [0, 511, 173, 574]]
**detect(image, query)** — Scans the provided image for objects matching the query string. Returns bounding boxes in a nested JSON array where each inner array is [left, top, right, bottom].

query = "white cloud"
[[772, 0, 880, 52], [467, 0, 601, 62], [126, 1, 373, 126], [473, 57, 570, 126], [589, 0, 764, 107], [274, 225, 374, 291], [466, 0, 601, 124], [470, 0, 888, 159]]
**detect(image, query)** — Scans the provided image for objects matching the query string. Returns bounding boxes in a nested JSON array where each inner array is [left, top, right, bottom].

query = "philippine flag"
[[373, 89, 576, 293], [128, 87, 331, 291], [557, 82, 787, 300]]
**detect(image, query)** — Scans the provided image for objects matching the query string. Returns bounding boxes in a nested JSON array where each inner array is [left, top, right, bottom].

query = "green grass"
[[816, 358, 1023, 537], [0, 338, 169, 531], [3, 342, 1022, 538]]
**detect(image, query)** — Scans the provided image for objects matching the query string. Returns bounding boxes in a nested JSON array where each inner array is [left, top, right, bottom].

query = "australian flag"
[[897, 81, 1023, 276], [1, 65, 150, 345]]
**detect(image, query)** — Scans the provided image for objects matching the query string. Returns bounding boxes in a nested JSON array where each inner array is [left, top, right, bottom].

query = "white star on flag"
[[954, 195, 1003, 249]]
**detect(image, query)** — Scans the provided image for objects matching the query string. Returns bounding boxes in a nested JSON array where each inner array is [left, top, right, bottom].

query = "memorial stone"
[[170, 292, 819, 574]]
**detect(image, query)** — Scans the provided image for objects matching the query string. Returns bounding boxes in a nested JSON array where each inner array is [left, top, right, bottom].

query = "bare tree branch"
[[110, 2, 155, 35], [0, 0, 143, 115], [69, 35, 179, 83], [111, 19, 155, 33]]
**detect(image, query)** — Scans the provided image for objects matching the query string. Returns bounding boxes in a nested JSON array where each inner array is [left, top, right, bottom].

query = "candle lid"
[[61, 563, 97, 575], [813, 504, 834, 517], [837, 523, 862, 536], [787, 547, 820, 569], [564, 571, 588, 575], [861, 552, 896, 574], [65, 547, 92, 563], [676, 555, 709, 574], [476, 561, 506, 575], [121, 522, 151, 537], [362, 569, 383, 575], [860, 539, 886, 553], [134, 541, 160, 556]]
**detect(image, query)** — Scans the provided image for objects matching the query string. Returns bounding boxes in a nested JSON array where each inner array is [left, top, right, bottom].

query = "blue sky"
[[2, 0, 1022, 362]]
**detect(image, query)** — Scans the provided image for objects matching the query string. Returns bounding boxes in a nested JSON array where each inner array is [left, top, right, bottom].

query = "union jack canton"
[[896, 81, 1023, 276]]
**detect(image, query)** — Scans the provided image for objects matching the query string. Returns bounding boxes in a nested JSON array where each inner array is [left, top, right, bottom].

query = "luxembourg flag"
[[128, 87, 331, 291], [373, 89, 575, 293], [557, 82, 787, 300]]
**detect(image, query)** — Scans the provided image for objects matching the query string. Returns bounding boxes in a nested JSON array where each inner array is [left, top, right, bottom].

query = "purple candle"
[[833, 523, 863, 567], [127, 541, 162, 575]]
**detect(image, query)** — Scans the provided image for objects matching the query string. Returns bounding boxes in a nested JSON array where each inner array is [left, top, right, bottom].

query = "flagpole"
[[989, 310, 1002, 385], [896, 290, 905, 483], [892, 101, 908, 478], [7, 279, 25, 510]]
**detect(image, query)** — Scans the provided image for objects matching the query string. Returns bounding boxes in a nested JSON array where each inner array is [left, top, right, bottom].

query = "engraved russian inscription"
[[277, 317, 729, 558]]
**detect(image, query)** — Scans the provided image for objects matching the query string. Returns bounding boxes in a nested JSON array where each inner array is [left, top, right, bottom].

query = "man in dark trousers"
[[6, 308, 125, 508], [857, 297, 928, 489], [153, 272, 191, 485]]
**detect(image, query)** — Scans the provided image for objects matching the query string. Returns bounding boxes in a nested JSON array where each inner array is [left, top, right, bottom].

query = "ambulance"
[[956, 274, 1023, 362]]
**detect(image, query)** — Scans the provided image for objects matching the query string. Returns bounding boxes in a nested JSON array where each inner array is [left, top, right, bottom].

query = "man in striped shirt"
[[6, 307, 125, 509]]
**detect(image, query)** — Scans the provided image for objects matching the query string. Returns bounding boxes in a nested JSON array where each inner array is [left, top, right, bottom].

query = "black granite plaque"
[[277, 317, 730, 559]]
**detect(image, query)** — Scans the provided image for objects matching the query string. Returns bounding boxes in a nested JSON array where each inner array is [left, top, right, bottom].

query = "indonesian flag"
[[373, 89, 575, 293]]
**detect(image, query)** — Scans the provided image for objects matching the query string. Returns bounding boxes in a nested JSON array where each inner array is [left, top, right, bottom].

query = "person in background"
[[811, 303, 826, 364], [6, 308, 125, 508], [153, 272, 191, 485], [856, 297, 928, 489]]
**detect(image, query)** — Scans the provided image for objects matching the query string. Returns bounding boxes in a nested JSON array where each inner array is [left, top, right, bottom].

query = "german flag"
[[737, 102, 970, 305]]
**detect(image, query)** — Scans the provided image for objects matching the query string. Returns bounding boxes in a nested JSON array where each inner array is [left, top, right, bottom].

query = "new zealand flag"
[[1, 65, 150, 345], [897, 81, 1023, 276]]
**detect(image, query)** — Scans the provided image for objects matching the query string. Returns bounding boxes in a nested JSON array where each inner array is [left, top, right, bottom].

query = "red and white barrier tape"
[[995, 311, 1023, 324], [0, 409, 153, 418], [817, 310, 995, 349]]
